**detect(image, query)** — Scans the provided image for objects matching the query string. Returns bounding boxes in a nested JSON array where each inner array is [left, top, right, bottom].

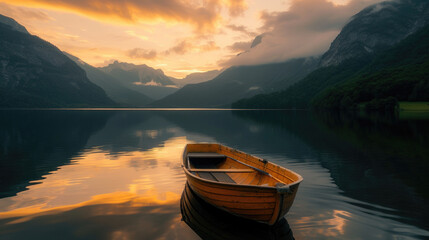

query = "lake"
[[0, 109, 428, 239]]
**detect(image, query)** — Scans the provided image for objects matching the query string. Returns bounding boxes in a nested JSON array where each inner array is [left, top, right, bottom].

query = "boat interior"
[[187, 152, 286, 187]]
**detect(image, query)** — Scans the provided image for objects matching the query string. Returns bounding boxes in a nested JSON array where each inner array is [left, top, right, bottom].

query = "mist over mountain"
[[221, 0, 386, 67], [233, 0, 429, 109], [171, 70, 221, 87], [151, 57, 319, 107], [65, 53, 153, 106], [0, 14, 114, 107], [99, 61, 178, 100]]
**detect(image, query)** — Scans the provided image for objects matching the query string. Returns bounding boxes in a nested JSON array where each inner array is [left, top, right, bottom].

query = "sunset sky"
[[0, 0, 383, 78]]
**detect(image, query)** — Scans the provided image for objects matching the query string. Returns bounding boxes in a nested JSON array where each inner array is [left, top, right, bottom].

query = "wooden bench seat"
[[196, 172, 237, 184]]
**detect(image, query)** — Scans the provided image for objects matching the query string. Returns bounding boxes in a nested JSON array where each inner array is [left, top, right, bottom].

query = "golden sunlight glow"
[[0, 191, 180, 224], [0, 0, 381, 77], [0, 137, 189, 225]]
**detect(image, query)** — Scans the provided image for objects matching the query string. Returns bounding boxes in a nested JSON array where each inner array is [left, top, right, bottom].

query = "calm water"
[[0, 110, 428, 240]]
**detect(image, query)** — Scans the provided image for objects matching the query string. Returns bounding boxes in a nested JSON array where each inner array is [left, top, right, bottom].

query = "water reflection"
[[234, 111, 429, 231], [180, 183, 294, 240], [0, 109, 428, 239], [0, 137, 188, 210], [0, 110, 113, 198], [0, 191, 189, 240]]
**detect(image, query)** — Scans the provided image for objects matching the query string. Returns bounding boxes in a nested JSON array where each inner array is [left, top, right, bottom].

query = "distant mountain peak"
[[99, 60, 178, 100], [0, 14, 29, 34], [105, 60, 161, 73], [170, 70, 222, 87], [250, 34, 264, 48]]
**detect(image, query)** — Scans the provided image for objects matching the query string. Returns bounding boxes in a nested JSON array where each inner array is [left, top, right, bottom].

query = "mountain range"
[[99, 61, 178, 100], [65, 53, 153, 106], [233, 0, 429, 109], [313, 23, 429, 110], [170, 70, 221, 87], [0, 14, 114, 108], [151, 57, 319, 107], [1, 0, 428, 109]]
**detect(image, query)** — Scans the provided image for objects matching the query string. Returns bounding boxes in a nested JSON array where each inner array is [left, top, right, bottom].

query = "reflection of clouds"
[[145, 130, 159, 139], [0, 136, 199, 239], [0, 137, 188, 212], [295, 210, 351, 238], [128, 157, 157, 170], [0, 191, 199, 240], [166, 127, 181, 134], [135, 130, 143, 137], [0, 191, 179, 223]]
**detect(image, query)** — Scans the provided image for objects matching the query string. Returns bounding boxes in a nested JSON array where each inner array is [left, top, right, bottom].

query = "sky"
[[0, 0, 384, 78]]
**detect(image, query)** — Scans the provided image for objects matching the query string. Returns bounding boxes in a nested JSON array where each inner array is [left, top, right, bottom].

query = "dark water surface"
[[0, 109, 428, 240]]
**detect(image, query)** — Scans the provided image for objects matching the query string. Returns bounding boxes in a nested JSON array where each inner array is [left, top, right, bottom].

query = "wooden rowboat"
[[182, 143, 303, 225]]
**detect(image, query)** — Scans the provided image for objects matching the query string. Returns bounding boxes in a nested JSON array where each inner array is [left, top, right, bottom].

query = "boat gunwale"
[[182, 143, 303, 191]]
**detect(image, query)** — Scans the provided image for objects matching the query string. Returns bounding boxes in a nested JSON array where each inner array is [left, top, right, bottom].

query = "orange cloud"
[[198, 40, 220, 52], [0, 3, 53, 22], [223, 0, 247, 17], [166, 40, 192, 55], [127, 48, 157, 60], [226, 24, 256, 36], [165, 39, 220, 55], [227, 41, 251, 52], [1, 0, 247, 33]]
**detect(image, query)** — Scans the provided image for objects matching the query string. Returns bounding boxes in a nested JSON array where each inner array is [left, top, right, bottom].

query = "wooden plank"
[[204, 198, 276, 209], [189, 169, 254, 173], [188, 152, 225, 158], [211, 172, 236, 183], [191, 175, 268, 192], [191, 189, 276, 203], [197, 172, 217, 181], [189, 179, 275, 197]]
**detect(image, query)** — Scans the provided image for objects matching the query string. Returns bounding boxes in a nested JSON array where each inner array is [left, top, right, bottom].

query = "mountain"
[[0, 14, 28, 34], [151, 58, 319, 108], [320, 0, 429, 67], [233, 0, 429, 109], [100, 61, 178, 100], [171, 70, 221, 87], [65, 53, 153, 106], [0, 14, 114, 107], [314, 23, 429, 110]]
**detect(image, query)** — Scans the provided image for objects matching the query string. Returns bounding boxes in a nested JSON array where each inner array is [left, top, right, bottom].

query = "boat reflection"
[[180, 183, 294, 240]]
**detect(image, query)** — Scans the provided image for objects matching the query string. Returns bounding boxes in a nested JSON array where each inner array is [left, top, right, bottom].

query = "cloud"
[[166, 40, 192, 55], [0, 3, 53, 22], [226, 24, 256, 36], [125, 30, 149, 41], [227, 41, 251, 53], [165, 39, 220, 55], [199, 40, 220, 51], [127, 48, 157, 60], [1, 0, 248, 33], [223, 0, 247, 17], [221, 0, 384, 67]]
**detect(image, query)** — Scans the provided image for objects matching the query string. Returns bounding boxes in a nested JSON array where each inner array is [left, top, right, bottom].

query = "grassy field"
[[399, 102, 429, 111]]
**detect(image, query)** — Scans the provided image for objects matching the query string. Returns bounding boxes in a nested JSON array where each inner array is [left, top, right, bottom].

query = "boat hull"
[[183, 143, 302, 225], [180, 183, 295, 240]]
